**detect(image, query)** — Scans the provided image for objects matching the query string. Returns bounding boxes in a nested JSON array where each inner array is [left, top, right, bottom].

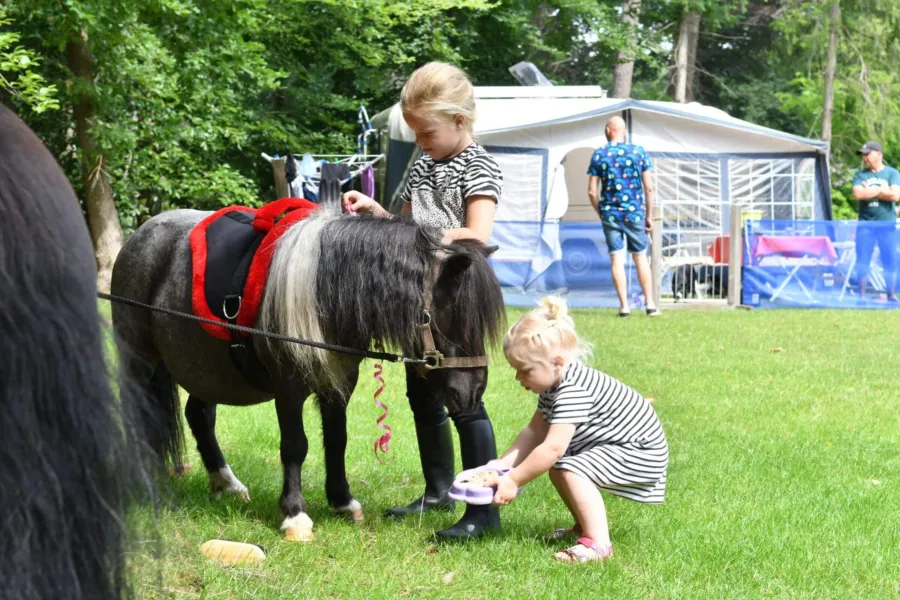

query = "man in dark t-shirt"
[[852, 141, 900, 301]]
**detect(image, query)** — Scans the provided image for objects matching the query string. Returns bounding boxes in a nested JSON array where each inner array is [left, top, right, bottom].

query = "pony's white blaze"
[[259, 212, 344, 390], [209, 465, 249, 501], [281, 512, 314, 542]]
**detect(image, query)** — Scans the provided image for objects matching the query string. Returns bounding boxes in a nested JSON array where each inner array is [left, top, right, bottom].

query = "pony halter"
[[416, 250, 490, 374]]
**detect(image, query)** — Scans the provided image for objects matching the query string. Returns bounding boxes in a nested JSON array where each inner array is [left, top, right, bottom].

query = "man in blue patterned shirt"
[[587, 116, 659, 316]]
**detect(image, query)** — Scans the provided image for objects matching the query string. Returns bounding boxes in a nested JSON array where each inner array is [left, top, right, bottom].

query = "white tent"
[[373, 87, 830, 303]]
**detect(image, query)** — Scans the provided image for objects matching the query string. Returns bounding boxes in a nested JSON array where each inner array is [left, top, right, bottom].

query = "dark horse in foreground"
[[0, 105, 144, 598], [111, 207, 505, 540]]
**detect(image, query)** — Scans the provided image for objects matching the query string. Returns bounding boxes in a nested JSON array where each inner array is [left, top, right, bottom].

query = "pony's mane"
[[316, 215, 437, 353], [259, 213, 505, 391]]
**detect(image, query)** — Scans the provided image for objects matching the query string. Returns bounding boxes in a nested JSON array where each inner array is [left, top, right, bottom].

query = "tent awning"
[[377, 88, 828, 154]]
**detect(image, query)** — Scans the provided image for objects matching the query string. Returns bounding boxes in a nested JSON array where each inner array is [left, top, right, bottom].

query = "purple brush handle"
[[448, 466, 521, 505]]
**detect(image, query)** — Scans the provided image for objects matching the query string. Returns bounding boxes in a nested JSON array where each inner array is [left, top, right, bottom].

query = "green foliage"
[[830, 186, 858, 220], [0, 5, 59, 113], [773, 0, 900, 199]]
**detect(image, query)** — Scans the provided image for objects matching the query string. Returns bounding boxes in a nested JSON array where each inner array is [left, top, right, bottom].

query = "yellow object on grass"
[[199, 540, 266, 566]]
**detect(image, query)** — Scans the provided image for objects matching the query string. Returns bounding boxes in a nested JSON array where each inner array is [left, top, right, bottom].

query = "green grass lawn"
[[128, 308, 900, 599]]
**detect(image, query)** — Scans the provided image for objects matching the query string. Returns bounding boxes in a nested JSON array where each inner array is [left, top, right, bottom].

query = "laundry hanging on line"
[[277, 153, 384, 207]]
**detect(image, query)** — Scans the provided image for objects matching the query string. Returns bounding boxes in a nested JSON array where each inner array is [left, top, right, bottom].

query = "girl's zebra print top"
[[401, 143, 502, 229]]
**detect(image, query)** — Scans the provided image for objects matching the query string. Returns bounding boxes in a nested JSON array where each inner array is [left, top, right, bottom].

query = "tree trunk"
[[684, 10, 700, 102], [611, 0, 642, 98], [673, 10, 701, 103], [66, 30, 122, 292], [821, 1, 840, 145]]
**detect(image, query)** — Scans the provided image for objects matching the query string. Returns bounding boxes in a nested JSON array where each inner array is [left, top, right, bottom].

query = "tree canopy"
[[2, 0, 894, 232]]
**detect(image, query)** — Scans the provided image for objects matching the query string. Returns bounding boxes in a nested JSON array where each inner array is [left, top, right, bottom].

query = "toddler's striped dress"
[[538, 361, 668, 503]]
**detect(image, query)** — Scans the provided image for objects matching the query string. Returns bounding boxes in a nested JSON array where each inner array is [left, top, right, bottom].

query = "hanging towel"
[[286, 155, 304, 198], [319, 162, 350, 211], [360, 164, 375, 197], [300, 153, 318, 178], [302, 180, 319, 203]]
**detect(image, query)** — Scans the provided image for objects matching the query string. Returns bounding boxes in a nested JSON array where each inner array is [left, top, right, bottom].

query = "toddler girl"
[[484, 297, 668, 562]]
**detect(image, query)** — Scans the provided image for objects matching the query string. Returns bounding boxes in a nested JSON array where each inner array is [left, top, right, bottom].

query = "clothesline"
[[262, 151, 380, 205], [260, 152, 384, 165], [261, 152, 384, 186]]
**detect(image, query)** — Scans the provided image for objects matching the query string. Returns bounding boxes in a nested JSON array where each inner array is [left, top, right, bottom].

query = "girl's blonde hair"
[[503, 296, 592, 365], [400, 62, 476, 133]]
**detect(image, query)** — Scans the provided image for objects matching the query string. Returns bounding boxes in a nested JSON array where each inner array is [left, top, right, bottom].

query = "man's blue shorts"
[[602, 220, 648, 255]]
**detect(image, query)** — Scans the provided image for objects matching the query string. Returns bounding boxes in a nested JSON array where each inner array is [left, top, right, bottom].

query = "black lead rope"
[[97, 292, 424, 364]]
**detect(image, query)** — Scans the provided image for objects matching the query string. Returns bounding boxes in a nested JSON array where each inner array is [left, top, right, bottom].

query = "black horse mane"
[[0, 104, 145, 599], [435, 237, 507, 356], [315, 214, 505, 357]]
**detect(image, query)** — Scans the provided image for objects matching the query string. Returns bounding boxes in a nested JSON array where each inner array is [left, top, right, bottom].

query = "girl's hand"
[[492, 475, 518, 506], [342, 191, 386, 216]]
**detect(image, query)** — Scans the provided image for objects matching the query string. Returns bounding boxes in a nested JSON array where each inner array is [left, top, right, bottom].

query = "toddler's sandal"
[[554, 537, 613, 564]]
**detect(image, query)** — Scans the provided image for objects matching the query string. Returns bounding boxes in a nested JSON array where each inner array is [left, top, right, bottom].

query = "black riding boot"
[[384, 418, 456, 518], [435, 418, 500, 540]]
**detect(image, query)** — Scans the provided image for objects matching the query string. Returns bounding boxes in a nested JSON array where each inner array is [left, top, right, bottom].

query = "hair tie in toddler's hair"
[[539, 295, 568, 322]]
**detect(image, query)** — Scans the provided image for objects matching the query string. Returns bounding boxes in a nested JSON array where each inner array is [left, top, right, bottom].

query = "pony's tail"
[[139, 362, 184, 469]]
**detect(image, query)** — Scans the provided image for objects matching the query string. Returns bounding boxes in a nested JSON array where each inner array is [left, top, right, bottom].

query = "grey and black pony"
[[0, 104, 146, 598], [111, 208, 505, 540]]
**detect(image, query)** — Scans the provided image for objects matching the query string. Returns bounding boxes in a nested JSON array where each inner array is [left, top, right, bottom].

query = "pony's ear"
[[441, 251, 474, 276], [441, 244, 497, 278], [440, 241, 496, 278]]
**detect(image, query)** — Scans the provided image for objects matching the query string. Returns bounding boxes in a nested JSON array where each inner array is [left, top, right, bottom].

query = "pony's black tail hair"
[[141, 362, 184, 469], [0, 103, 159, 599]]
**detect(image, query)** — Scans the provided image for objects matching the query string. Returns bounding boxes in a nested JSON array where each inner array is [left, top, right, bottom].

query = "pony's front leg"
[[274, 391, 314, 542], [318, 375, 363, 522]]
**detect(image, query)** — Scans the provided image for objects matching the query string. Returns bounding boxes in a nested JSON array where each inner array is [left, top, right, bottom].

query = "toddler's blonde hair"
[[503, 296, 592, 365], [400, 62, 476, 133]]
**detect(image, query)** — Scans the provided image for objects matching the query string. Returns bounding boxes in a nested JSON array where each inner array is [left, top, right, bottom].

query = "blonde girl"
[[343, 61, 500, 244], [343, 62, 504, 539], [483, 297, 668, 563]]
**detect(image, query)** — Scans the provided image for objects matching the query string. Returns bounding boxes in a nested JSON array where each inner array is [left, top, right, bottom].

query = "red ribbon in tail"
[[372, 345, 393, 464]]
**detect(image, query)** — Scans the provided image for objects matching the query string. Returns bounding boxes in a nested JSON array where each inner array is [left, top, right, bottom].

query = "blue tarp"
[[741, 219, 899, 309], [490, 220, 646, 308]]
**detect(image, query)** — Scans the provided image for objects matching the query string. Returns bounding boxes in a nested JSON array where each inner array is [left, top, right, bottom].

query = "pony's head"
[[260, 213, 505, 400], [428, 238, 504, 357], [422, 237, 506, 412]]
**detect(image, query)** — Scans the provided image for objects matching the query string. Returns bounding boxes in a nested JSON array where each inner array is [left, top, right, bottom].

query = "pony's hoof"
[[283, 527, 315, 542], [209, 465, 250, 500], [170, 463, 193, 476], [281, 512, 314, 542], [334, 499, 364, 523], [211, 487, 250, 502]]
